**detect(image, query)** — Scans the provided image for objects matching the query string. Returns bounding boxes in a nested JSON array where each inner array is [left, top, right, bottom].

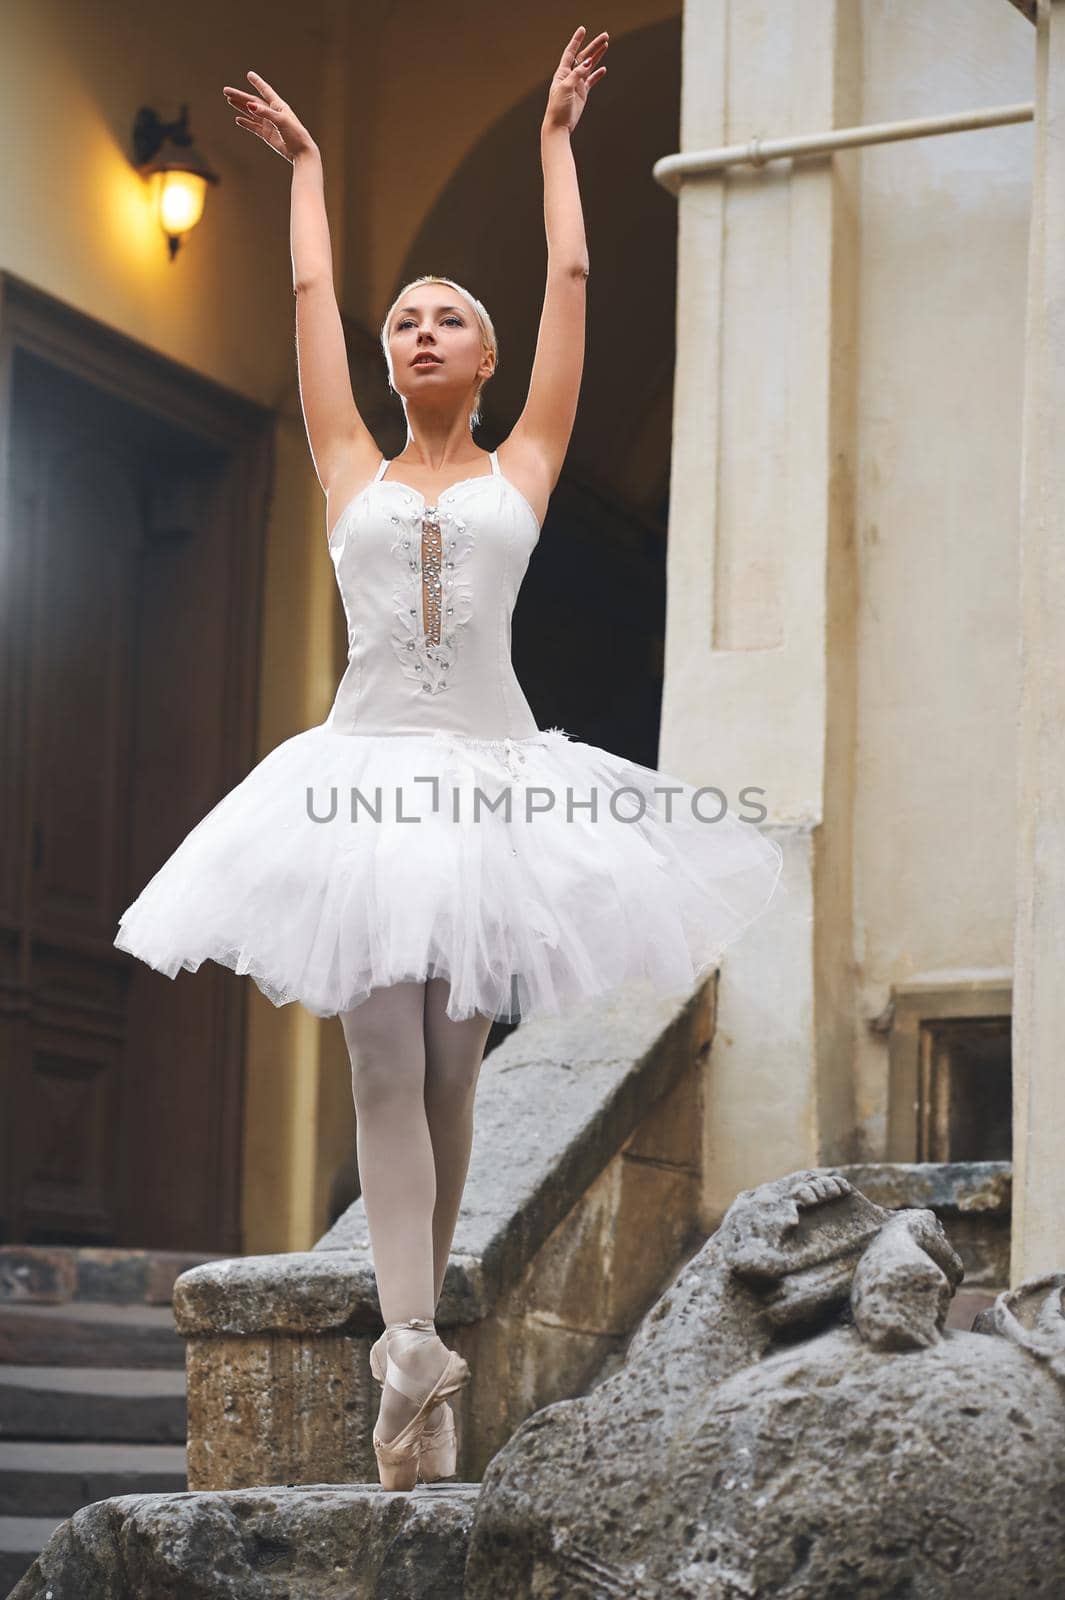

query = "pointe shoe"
[[371, 1332, 457, 1481], [371, 1318, 469, 1491]]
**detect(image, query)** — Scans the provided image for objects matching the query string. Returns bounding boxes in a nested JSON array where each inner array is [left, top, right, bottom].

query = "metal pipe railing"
[[652, 102, 1035, 194]]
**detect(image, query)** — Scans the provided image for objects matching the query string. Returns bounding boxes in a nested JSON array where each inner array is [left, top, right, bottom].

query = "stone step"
[[0, 1517, 66, 1598], [9, 1484, 478, 1598], [0, 1246, 228, 1308], [0, 1441, 187, 1519], [0, 1302, 185, 1370], [0, 1365, 185, 1443]]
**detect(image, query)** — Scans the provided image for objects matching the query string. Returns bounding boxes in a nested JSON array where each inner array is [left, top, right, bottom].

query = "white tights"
[[340, 976, 494, 1326]]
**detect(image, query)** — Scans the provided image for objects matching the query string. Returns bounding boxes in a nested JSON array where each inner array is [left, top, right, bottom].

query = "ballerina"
[[115, 25, 783, 1491]]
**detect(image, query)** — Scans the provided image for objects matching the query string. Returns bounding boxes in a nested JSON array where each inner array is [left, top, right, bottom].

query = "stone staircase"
[[0, 1247, 223, 1593], [6, 977, 717, 1597], [1, 977, 1017, 1596], [4, 1149, 1019, 1597]]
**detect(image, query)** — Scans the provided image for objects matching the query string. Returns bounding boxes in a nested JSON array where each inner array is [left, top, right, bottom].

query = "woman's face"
[[387, 285, 492, 411]]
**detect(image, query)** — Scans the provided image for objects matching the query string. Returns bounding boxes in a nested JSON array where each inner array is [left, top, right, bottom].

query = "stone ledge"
[[173, 979, 714, 1488], [8, 1484, 478, 1600], [824, 1161, 1011, 1215]]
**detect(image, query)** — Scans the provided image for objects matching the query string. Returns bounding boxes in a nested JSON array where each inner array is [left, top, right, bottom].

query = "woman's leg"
[[342, 980, 448, 1444], [422, 976, 495, 1304], [342, 980, 435, 1322]]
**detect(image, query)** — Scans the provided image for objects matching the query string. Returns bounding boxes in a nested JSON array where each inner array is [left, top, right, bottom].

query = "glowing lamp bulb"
[[156, 170, 208, 239]]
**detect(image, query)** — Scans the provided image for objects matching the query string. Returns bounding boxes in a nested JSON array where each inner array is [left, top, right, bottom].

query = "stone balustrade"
[[173, 976, 715, 1488]]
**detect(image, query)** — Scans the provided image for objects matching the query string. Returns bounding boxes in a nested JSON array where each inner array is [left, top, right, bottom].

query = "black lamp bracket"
[[133, 104, 195, 172]]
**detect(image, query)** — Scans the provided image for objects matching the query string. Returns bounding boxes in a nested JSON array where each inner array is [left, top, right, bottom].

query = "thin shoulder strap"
[[374, 457, 390, 483], [489, 449, 500, 476]]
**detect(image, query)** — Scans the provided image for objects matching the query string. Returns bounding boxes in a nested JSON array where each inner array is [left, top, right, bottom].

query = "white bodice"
[[323, 451, 542, 739]]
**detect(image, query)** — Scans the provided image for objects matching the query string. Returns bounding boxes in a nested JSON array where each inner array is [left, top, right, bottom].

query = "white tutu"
[[114, 723, 784, 1023]]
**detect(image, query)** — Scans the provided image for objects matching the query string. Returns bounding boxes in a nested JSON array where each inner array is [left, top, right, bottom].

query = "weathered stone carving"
[[11, 1172, 1064, 1598], [972, 1270, 1065, 1379], [464, 1169, 1065, 1599]]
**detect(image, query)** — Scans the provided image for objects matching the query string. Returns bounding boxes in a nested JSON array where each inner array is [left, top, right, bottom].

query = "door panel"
[[0, 290, 270, 1253]]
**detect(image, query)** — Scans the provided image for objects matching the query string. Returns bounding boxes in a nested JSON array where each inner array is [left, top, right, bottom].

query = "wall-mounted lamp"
[[133, 104, 220, 261]]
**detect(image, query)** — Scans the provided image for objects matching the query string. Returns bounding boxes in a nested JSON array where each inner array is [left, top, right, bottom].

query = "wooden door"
[[0, 277, 271, 1253]]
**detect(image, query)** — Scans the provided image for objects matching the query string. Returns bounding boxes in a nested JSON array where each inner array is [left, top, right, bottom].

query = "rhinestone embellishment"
[[421, 508, 443, 645], [389, 500, 474, 693]]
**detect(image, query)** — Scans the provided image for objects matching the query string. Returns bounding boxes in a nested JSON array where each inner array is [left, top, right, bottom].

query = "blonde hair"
[[379, 275, 498, 430]]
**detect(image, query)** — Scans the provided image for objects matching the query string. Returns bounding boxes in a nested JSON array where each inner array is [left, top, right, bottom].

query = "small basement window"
[[916, 1014, 1011, 1161], [883, 971, 1011, 1162]]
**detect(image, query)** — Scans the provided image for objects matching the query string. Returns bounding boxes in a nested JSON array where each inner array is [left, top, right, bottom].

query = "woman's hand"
[[543, 26, 608, 134], [222, 71, 318, 162]]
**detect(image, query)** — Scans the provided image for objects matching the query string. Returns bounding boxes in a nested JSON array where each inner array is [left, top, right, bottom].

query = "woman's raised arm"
[[223, 71, 378, 496], [504, 28, 609, 511]]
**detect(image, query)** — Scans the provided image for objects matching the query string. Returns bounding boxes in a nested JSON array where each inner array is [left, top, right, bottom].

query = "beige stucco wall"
[[664, 0, 1032, 1185], [852, 0, 1032, 1152]]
